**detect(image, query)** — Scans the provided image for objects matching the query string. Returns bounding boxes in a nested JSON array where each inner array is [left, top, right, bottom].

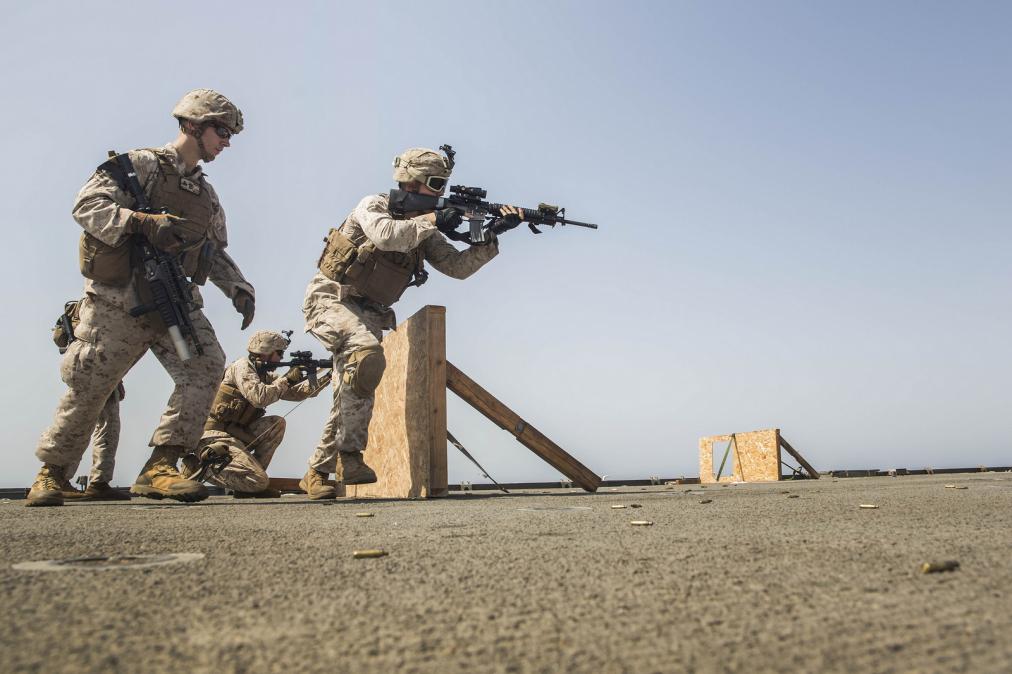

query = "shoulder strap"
[[97, 150, 152, 212]]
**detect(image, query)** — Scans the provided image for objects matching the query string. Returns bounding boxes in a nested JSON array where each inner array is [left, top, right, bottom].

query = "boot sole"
[[130, 485, 208, 503], [25, 495, 63, 507]]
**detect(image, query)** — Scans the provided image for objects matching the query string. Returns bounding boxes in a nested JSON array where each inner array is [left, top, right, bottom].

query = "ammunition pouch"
[[79, 232, 135, 286], [203, 419, 256, 446], [186, 241, 217, 286], [317, 227, 423, 306], [208, 383, 265, 426]]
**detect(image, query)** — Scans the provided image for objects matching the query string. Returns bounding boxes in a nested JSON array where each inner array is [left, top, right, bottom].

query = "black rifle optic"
[[106, 151, 203, 361], [388, 184, 598, 246], [260, 350, 333, 388]]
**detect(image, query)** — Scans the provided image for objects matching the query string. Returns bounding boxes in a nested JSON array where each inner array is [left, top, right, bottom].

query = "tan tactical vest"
[[317, 220, 425, 306], [79, 148, 216, 285], [205, 380, 264, 445]]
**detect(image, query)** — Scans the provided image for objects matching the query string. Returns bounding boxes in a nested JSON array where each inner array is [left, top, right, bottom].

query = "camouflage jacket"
[[71, 143, 254, 310], [303, 193, 498, 326], [222, 356, 325, 409]]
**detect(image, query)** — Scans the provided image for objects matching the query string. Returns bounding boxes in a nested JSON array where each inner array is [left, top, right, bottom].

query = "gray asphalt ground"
[[2, 472, 1010, 674]]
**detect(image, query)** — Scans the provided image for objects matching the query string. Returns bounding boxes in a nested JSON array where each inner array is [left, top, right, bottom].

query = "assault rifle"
[[107, 151, 203, 361], [260, 350, 333, 388], [389, 185, 599, 246]]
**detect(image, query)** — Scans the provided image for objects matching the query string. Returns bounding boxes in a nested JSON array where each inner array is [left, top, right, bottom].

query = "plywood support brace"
[[779, 435, 819, 479], [445, 361, 602, 492]]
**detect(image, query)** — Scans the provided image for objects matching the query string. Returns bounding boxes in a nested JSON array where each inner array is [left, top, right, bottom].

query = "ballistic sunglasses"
[[212, 125, 233, 140]]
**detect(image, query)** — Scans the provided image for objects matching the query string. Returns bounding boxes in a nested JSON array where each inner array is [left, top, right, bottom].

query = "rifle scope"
[[450, 185, 486, 198]]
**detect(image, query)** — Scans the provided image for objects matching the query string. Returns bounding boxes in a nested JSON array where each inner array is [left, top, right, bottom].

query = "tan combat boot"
[[338, 451, 377, 485], [131, 445, 208, 502], [82, 480, 132, 501], [299, 468, 336, 500], [25, 464, 65, 507], [57, 476, 87, 500]]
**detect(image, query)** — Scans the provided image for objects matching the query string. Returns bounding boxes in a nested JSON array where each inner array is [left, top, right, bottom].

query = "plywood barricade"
[[345, 305, 448, 498], [698, 428, 819, 484], [336, 305, 601, 498]]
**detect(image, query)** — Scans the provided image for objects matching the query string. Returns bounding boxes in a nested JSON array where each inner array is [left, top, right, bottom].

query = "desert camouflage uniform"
[[199, 357, 325, 492], [63, 383, 124, 483], [35, 144, 253, 469], [304, 193, 497, 473]]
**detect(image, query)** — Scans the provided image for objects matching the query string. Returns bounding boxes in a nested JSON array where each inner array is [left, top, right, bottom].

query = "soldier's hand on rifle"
[[434, 207, 464, 235], [232, 290, 255, 330], [284, 365, 307, 384], [129, 211, 189, 254], [315, 370, 333, 389], [491, 205, 523, 235]]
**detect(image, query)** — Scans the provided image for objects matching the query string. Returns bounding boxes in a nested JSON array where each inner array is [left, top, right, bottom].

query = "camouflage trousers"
[[35, 294, 226, 469], [304, 297, 387, 474], [198, 416, 285, 493], [63, 387, 121, 483]]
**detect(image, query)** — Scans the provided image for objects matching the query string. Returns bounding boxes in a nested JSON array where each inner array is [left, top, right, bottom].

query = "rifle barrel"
[[560, 219, 598, 229]]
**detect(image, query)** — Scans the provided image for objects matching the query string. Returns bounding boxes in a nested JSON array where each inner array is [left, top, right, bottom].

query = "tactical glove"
[[285, 366, 307, 384], [434, 208, 463, 235], [491, 213, 521, 235], [232, 290, 255, 330], [198, 442, 232, 469], [129, 211, 189, 254]]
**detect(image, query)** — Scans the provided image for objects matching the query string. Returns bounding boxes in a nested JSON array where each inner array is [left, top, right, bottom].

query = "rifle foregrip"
[[149, 280, 181, 329]]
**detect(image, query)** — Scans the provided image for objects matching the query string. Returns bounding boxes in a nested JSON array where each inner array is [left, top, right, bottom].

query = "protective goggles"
[[423, 175, 448, 191], [212, 124, 233, 140]]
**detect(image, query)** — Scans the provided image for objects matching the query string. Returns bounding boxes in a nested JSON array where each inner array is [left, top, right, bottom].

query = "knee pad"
[[343, 345, 386, 397]]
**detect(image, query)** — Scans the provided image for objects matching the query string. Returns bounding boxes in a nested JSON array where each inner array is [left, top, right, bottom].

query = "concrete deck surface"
[[1, 472, 1010, 673]]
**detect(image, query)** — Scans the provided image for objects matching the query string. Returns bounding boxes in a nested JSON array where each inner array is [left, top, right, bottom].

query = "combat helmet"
[[392, 147, 452, 190], [247, 330, 290, 355], [172, 89, 244, 135]]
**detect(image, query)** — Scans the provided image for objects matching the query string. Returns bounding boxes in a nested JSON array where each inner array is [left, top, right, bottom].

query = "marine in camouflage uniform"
[[27, 89, 255, 507], [300, 147, 520, 499], [51, 299, 130, 502], [185, 330, 329, 497], [60, 383, 129, 501]]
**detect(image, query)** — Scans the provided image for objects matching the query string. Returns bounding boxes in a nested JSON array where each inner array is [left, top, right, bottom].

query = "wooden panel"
[[350, 305, 447, 499], [427, 309, 448, 496], [445, 362, 601, 492], [699, 429, 781, 484], [734, 429, 781, 482]]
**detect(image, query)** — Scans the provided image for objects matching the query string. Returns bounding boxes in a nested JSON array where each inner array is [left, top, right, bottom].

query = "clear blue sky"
[[1, 1, 1009, 487]]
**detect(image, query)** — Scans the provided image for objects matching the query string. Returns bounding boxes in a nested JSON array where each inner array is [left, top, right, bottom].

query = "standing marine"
[[27, 89, 255, 507], [51, 299, 130, 501], [185, 330, 329, 498], [299, 146, 520, 499]]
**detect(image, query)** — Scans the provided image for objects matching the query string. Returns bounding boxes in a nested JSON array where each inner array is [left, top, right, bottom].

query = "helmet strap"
[[183, 121, 215, 163]]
